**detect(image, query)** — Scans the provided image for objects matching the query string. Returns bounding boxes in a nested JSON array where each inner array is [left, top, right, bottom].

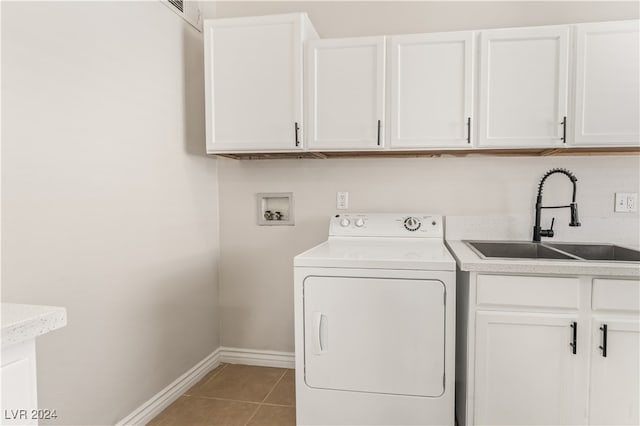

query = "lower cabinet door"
[[474, 311, 583, 425], [589, 318, 640, 425], [1, 340, 38, 426]]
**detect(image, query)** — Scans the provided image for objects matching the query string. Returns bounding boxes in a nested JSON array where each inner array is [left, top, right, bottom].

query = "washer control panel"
[[329, 214, 443, 239], [403, 217, 421, 232]]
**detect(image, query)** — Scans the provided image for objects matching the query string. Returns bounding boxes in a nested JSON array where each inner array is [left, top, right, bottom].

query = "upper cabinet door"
[[306, 37, 386, 150], [204, 14, 317, 153], [389, 32, 474, 149], [478, 26, 569, 148], [573, 21, 640, 146]]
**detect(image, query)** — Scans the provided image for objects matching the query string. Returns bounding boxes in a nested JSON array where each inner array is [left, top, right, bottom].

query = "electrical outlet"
[[615, 192, 638, 213], [337, 192, 349, 210], [627, 193, 638, 212]]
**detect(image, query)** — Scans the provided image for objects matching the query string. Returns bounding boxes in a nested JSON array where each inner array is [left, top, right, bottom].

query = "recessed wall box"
[[257, 193, 294, 226]]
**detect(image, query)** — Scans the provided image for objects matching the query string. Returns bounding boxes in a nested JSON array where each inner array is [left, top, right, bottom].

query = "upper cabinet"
[[306, 37, 386, 150], [203, 15, 639, 156], [204, 14, 318, 153], [389, 32, 474, 149], [572, 20, 640, 146], [478, 26, 570, 148]]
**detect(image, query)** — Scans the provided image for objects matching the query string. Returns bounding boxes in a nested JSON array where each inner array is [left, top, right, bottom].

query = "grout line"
[[190, 394, 293, 407], [260, 401, 295, 408], [244, 369, 288, 426], [189, 395, 263, 405], [261, 369, 288, 404], [244, 404, 262, 426], [182, 363, 228, 396]]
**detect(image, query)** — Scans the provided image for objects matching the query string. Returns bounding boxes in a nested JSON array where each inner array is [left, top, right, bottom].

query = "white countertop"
[[2, 303, 67, 347], [446, 240, 640, 278]]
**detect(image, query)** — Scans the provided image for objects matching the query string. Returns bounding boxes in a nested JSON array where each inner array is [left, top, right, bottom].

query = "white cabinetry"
[[389, 32, 474, 149], [478, 26, 569, 148], [588, 319, 640, 424], [457, 274, 639, 425], [203, 16, 638, 155], [306, 37, 386, 150], [1, 341, 38, 426], [588, 278, 640, 425], [474, 312, 581, 425], [1, 304, 66, 426], [204, 14, 317, 153], [572, 20, 640, 146]]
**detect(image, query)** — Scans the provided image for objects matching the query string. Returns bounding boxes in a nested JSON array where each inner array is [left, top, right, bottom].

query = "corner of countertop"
[[2, 303, 68, 347]]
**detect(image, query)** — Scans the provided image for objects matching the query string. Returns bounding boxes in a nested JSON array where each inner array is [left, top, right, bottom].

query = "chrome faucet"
[[533, 168, 581, 242]]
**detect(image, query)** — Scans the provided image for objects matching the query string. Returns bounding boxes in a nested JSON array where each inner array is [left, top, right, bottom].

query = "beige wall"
[[1, 2, 219, 424], [209, 2, 640, 352], [216, 156, 639, 352]]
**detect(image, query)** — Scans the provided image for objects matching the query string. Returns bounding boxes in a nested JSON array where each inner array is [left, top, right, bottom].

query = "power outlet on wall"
[[614, 192, 638, 213], [337, 192, 349, 210]]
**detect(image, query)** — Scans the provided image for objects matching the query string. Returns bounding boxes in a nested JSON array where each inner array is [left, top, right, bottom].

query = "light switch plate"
[[337, 192, 349, 210]]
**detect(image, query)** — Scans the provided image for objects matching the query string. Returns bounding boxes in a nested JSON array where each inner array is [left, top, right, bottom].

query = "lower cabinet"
[[588, 318, 640, 425], [1, 340, 38, 426], [458, 274, 640, 425], [474, 312, 581, 425]]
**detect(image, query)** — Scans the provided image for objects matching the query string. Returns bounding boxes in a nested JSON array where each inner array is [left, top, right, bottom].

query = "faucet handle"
[[540, 217, 555, 238]]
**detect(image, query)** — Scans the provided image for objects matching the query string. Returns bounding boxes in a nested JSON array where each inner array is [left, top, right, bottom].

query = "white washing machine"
[[294, 213, 456, 425]]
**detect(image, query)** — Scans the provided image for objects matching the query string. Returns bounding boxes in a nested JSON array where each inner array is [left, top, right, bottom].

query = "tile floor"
[[149, 364, 295, 426]]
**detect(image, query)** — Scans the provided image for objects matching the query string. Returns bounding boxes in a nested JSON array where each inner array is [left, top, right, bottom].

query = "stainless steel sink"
[[464, 240, 640, 263], [545, 243, 640, 262], [465, 241, 577, 260]]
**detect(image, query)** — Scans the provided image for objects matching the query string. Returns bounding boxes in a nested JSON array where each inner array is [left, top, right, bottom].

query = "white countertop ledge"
[[2, 303, 67, 347], [446, 240, 640, 278]]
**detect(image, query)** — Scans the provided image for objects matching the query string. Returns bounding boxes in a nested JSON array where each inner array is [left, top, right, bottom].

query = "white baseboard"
[[219, 346, 295, 369], [116, 346, 294, 425], [116, 348, 222, 426]]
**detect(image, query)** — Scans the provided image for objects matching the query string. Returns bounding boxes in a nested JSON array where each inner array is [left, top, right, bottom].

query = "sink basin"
[[465, 241, 577, 260], [545, 243, 640, 262], [464, 240, 640, 263]]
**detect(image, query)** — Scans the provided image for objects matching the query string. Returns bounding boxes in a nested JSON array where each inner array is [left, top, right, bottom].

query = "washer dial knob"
[[355, 218, 365, 227], [340, 218, 351, 227], [403, 217, 422, 232]]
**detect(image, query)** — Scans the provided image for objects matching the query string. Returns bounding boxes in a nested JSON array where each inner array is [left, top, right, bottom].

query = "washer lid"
[[294, 238, 455, 271]]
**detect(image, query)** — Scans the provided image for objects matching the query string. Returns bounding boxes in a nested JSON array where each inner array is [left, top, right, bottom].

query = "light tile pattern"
[[149, 364, 295, 426]]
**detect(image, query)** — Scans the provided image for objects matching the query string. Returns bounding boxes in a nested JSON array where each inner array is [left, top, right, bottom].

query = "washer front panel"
[[303, 275, 445, 397]]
